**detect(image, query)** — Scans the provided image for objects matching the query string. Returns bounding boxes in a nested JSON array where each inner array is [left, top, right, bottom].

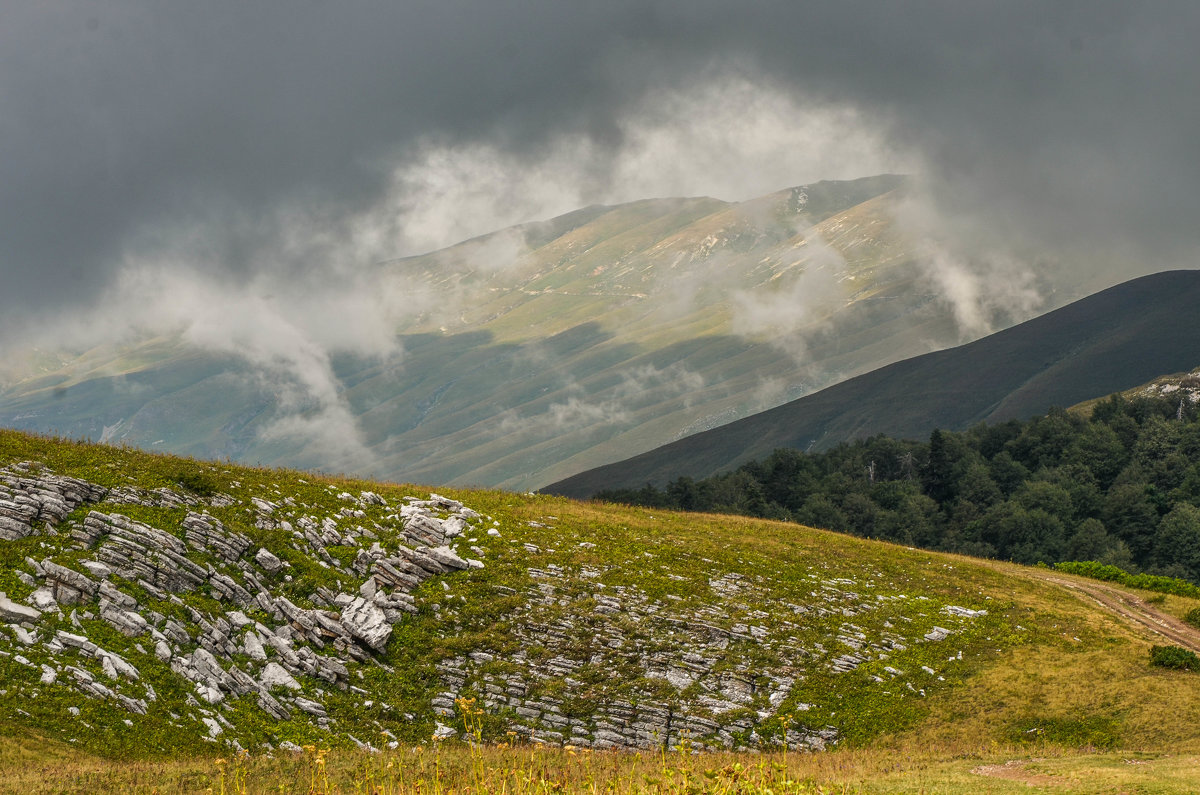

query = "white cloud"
[[729, 231, 847, 363], [0, 77, 917, 463], [378, 78, 912, 257], [891, 189, 1045, 338]]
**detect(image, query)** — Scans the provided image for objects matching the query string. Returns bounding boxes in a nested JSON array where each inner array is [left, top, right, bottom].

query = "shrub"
[[1123, 572, 1200, 597], [1183, 607, 1200, 630], [1149, 645, 1200, 671], [169, 466, 218, 497], [1054, 561, 1200, 598], [1054, 560, 1126, 582]]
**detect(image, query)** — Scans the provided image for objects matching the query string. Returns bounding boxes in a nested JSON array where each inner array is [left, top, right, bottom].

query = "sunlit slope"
[[547, 269, 1200, 498], [359, 175, 951, 487], [1070, 366, 1200, 416], [3, 430, 1200, 763], [1, 175, 983, 489]]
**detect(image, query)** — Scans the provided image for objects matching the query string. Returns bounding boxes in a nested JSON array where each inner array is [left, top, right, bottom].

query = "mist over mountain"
[[5, 176, 1042, 489]]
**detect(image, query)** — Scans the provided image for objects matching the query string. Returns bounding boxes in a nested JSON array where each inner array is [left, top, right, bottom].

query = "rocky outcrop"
[[0, 463, 490, 751], [338, 596, 391, 652], [0, 592, 40, 623], [0, 463, 106, 540], [0, 461, 996, 757]]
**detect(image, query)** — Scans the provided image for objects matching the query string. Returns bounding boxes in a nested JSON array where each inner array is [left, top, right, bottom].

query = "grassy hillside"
[[0, 175, 999, 491], [1, 430, 1200, 793], [547, 270, 1200, 498], [1070, 366, 1200, 417]]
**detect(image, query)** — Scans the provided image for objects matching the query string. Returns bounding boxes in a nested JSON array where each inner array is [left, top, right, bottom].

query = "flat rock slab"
[[0, 593, 40, 623]]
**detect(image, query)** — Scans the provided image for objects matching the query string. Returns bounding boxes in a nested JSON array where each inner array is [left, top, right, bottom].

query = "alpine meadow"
[[4, 3, 1200, 793]]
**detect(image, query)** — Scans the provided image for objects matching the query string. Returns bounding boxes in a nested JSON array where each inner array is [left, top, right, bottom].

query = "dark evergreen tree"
[[591, 387, 1200, 584]]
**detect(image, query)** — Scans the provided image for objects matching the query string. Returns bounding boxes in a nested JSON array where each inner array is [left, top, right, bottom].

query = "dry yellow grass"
[[3, 732, 1200, 794]]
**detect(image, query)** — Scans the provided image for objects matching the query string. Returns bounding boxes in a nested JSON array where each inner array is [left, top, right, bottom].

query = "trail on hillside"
[[1030, 573, 1200, 654], [969, 568, 1200, 786]]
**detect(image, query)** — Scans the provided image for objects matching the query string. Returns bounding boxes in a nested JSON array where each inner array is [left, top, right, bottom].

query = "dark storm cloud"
[[1, 1, 1197, 328]]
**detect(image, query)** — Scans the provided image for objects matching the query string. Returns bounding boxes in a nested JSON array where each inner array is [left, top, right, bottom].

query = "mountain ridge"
[[545, 269, 1200, 498]]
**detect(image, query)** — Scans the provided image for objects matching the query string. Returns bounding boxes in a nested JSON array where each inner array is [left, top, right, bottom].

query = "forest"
[[596, 391, 1200, 583]]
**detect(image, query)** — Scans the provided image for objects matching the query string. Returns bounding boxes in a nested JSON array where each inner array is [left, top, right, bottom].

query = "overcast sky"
[[2, 1, 1198, 355]]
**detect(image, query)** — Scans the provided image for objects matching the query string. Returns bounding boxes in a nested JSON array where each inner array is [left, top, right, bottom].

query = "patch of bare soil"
[[971, 758, 1065, 786]]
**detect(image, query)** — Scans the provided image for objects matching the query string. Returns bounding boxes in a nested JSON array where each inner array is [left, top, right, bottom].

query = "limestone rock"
[[0, 466, 504, 749], [427, 545, 471, 571], [40, 560, 99, 605], [0, 465, 107, 540], [202, 717, 223, 738], [340, 597, 392, 652], [0, 592, 40, 624], [254, 547, 284, 573], [261, 661, 301, 691], [99, 602, 149, 637], [29, 587, 57, 611], [182, 512, 251, 564], [924, 626, 952, 642], [294, 697, 327, 718], [242, 631, 268, 661]]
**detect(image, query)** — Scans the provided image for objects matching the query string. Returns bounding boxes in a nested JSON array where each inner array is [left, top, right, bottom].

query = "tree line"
[[595, 391, 1200, 583]]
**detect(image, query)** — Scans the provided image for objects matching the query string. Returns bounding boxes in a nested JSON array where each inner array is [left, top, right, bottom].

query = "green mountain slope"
[[546, 269, 1200, 498], [2, 430, 1200, 761], [0, 175, 1000, 490]]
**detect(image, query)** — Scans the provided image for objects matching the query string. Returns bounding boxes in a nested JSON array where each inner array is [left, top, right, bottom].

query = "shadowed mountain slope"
[[545, 269, 1200, 498]]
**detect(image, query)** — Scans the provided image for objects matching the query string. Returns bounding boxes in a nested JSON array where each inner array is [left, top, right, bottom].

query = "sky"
[[2, 1, 1198, 368]]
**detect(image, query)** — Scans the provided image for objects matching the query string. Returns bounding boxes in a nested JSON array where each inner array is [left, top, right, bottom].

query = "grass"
[[4, 429, 1200, 790], [3, 733, 1200, 793]]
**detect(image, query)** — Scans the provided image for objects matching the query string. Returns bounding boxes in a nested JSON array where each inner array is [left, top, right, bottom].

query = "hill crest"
[[0, 429, 1090, 756]]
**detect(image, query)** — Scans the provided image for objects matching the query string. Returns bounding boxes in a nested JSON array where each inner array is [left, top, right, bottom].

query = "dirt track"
[[971, 568, 1200, 786], [1030, 572, 1200, 654]]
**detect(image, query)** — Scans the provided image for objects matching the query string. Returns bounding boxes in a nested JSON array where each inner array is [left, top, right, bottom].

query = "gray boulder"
[[0, 592, 40, 624], [40, 560, 99, 605], [242, 631, 268, 661], [261, 662, 301, 691], [340, 596, 392, 652], [254, 547, 284, 573]]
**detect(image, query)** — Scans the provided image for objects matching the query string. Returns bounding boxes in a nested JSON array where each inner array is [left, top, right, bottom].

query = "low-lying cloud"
[[729, 232, 848, 363], [498, 361, 707, 439]]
